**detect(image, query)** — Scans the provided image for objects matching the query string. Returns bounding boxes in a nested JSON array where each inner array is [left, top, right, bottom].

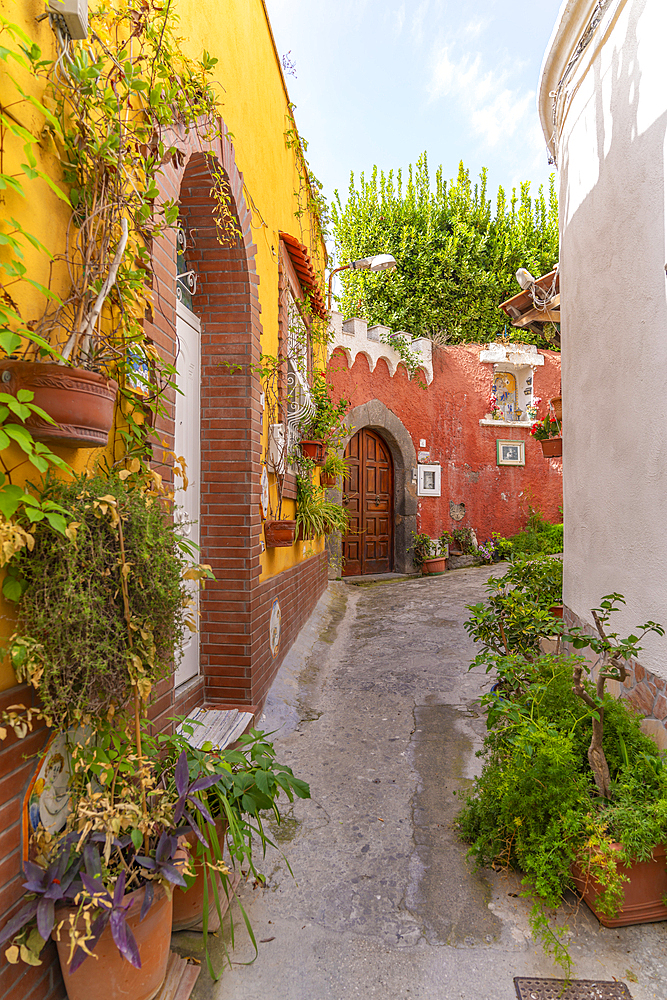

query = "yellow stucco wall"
[[0, 1, 328, 687], [176, 0, 327, 580]]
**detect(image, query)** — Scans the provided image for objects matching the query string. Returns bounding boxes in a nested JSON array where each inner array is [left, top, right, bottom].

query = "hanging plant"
[[3, 470, 211, 728]]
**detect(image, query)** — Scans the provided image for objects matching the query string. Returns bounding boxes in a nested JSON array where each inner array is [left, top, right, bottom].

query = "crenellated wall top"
[[328, 311, 434, 385]]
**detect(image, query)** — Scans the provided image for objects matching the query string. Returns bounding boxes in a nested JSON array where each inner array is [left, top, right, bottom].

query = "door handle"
[[342, 494, 349, 506], [374, 496, 381, 506]]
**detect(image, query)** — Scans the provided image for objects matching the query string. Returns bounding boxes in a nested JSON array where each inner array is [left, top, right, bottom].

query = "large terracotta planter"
[[571, 843, 667, 927], [264, 519, 296, 547], [300, 439, 325, 464], [540, 437, 562, 458], [173, 822, 240, 933], [550, 396, 562, 421], [0, 360, 117, 448], [54, 883, 172, 1000], [422, 556, 447, 576]]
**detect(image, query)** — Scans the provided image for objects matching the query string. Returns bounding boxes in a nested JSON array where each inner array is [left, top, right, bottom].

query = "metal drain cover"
[[514, 979, 633, 1000]]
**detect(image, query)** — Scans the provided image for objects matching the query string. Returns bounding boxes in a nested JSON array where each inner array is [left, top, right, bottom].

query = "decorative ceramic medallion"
[[260, 466, 269, 519], [269, 599, 281, 657]]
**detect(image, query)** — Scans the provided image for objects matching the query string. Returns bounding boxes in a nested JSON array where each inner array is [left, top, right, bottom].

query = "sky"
[[265, 0, 563, 259]]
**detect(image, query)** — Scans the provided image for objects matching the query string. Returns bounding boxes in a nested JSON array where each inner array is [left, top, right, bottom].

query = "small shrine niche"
[[493, 364, 535, 422]]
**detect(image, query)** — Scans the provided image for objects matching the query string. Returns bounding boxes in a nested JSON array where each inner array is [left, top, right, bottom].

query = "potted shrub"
[[0, 729, 225, 1000], [410, 531, 450, 575], [0, 464, 218, 999], [450, 526, 477, 555], [162, 723, 310, 973], [531, 413, 562, 457], [320, 452, 349, 488], [295, 473, 349, 541], [459, 572, 667, 975]]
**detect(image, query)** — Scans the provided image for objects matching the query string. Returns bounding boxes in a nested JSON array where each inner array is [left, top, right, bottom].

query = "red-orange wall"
[[328, 344, 562, 543]]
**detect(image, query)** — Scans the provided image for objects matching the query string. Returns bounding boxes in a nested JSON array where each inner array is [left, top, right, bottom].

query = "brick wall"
[[0, 687, 65, 1000], [251, 552, 328, 708]]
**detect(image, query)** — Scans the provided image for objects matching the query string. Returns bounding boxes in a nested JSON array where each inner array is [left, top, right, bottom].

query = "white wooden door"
[[174, 300, 201, 688]]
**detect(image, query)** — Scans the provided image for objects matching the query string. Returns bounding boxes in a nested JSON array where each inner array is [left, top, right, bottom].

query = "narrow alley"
[[181, 569, 667, 1000]]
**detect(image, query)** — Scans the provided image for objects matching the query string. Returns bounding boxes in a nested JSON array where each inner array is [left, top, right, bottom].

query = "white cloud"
[[462, 17, 489, 39], [391, 3, 405, 37], [428, 45, 536, 148], [412, 1, 428, 44]]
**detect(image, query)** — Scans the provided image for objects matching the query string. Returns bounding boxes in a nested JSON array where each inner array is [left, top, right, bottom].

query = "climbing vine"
[[284, 105, 328, 263], [0, 5, 238, 557]]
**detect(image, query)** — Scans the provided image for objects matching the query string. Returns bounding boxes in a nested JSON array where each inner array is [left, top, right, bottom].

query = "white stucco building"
[[539, 0, 667, 728]]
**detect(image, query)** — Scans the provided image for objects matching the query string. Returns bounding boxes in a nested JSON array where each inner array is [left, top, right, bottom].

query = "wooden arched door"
[[342, 428, 394, 576]]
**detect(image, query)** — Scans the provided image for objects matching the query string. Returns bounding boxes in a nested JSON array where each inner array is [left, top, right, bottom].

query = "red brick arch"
[[149, 124, 326, 718], [149, 125, 264, 715]]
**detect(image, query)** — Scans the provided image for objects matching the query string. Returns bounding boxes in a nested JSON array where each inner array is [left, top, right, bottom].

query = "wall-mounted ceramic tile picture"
[[496, 440, 525, 466]]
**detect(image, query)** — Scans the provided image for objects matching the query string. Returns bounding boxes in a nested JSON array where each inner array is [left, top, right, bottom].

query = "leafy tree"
[[331, 154, 559, 346]]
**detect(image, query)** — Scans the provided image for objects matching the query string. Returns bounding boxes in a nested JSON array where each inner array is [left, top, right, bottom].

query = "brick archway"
[[150, 127, 264, 713]]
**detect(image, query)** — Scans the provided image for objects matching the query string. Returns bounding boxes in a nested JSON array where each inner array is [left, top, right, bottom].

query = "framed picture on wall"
[[417, 464, 442, 496], [496, 440, 525, 466]]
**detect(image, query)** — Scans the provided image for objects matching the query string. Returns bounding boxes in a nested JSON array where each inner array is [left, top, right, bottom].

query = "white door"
[[174, 300, 201, 688]]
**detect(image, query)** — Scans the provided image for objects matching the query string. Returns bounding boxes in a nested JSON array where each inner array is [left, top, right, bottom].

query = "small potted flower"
[[530, 413, 562, 457], [526, 396, 541, 421], [488, 392, 502, 420]]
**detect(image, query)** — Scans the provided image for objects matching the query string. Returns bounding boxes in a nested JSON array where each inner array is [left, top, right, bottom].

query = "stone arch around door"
[[326, 400, 417, 577]]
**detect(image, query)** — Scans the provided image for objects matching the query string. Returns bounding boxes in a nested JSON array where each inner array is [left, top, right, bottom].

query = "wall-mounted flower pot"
[[540, 437, 562, 458], [422, 556, 447, 576], [300, 439, 325, 464], [320, 472, 336, 487], [264, 519, 297, 547], [550, 396, 562, 421], [0, 360, 117, 448], [54, 883, 171, 1000], [549, 604, 563, 619], [571, 843, 667, 927]]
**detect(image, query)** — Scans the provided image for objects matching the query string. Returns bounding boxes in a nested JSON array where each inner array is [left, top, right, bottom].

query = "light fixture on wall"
[[327, 253, 397, 310], [176, 225, 198, 304]]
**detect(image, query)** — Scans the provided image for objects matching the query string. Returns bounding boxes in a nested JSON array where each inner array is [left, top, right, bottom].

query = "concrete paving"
[[176, 568, 667, 1000]]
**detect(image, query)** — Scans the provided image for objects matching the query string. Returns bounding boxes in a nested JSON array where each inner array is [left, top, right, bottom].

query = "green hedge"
[[509, 522, 563, 556]]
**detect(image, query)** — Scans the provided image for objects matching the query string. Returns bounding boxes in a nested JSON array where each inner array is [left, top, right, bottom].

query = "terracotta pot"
[[540, 437, 562, 458], [320, 472, 336, 487], [422, 556, 447, 576], [549, 604, 563, 619], [550, 396, 562, 421], [173, 819, 237, 932], [264, 519, 296, 547], [300, 439, 325, 464], [54, 883, 171, 1000], [0, 360, 117, 448], [571, 843, 667, 927]]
